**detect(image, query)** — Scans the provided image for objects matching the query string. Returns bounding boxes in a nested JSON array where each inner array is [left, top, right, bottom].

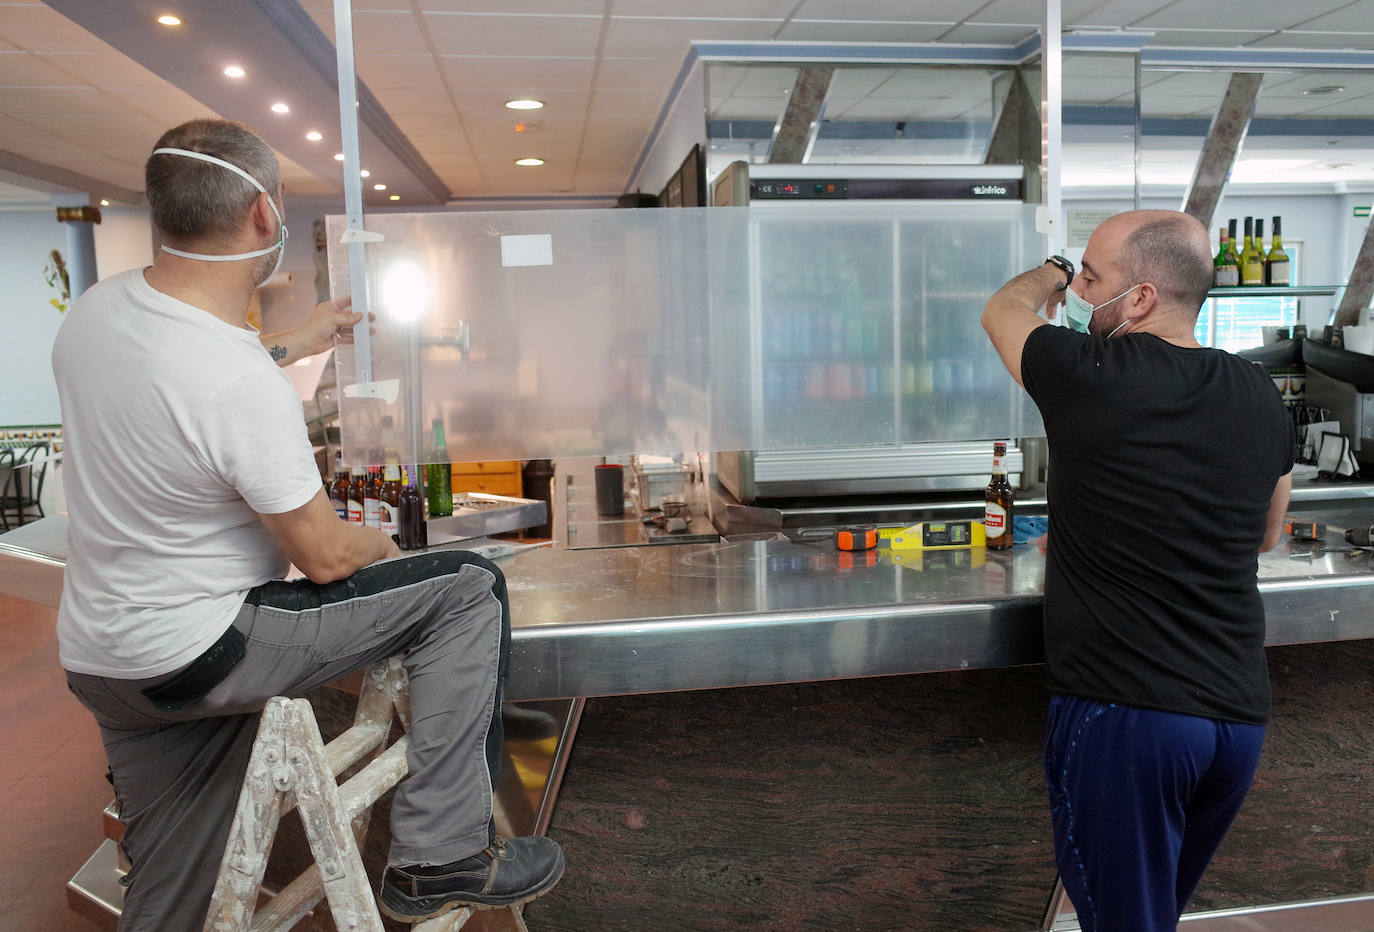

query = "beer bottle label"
[[985, 503, 1008, 533], [364, 498, 381, 528], [330, 496, 347, 520], [347, 499, 363, 524], [379, 502, 398, 536]]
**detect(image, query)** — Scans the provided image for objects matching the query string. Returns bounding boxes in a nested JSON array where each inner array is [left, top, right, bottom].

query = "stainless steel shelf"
[[1206, 286, 1341, 298]]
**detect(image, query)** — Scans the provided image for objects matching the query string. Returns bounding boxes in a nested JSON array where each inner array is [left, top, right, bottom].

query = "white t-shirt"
[[52, 270, 324, 678]]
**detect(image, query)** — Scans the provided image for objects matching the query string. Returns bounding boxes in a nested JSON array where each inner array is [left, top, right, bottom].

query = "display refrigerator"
[[708, 162, 1042, 503]]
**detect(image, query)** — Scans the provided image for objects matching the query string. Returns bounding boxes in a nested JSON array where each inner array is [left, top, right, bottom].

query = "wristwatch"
[[1044, 255, 1074, 291]]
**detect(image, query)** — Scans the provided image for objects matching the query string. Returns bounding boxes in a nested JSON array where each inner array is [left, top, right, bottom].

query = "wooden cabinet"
[[450, 460, 522, 497]]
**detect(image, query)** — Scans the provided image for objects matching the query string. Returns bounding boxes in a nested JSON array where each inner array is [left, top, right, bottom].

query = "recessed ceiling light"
[[1325, 162, 1354, 170], [389, 194, 400, 201], [224, 65, 245, 79], [270, 102, 290, 114], [505, 99, 544, 111], [306, 131, 322, 141], [374, 183, 387, 191], [515, 157, 545, 167], [334, 153, 345, 161], [360, 169, 370, 178], [156, 14, 182, 26], [99, 199, 110, 206], [1305, 85, 1345, 96]]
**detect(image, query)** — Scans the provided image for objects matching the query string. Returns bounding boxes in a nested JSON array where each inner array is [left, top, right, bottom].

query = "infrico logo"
[[973, 185, 1008, 195]]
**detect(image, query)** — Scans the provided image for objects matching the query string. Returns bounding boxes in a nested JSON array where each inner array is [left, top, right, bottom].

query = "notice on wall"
[[501, 233, 554, 268], [1067, 209, 1118, 247]]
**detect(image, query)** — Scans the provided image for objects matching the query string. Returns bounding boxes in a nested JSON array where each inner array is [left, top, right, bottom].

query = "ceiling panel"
[[838, 96, 990, 120], [705, 64, 750, 97], [0, 5, 112, 53], [370, 87, 457, 117], [602, 18, 782, 58], [777, 21, 955, 42], [588, 89, 665, 119], [1287, 0, 1374, 32], [572, 168, 630, 192], [1074, 0, 1186, 28], [103, 86, 219, 125], [596, 57, 683, 91], [1065, 74, 1138, 103], [827, 67, 897, 98], [1138, 0, 1353, 29], [0, 50, 86, 86], [423, 13, 604, 57], [0, 85, 130, 115], [975, 0, 1108, 24], [449, 89, 592, 120], [868, 66, 998, 97], [710, 96, 786, 119], [1141, 70, 1236, 97], [353, 54, 446, 91], [793, 0, 975, 19], [1259, 72, 1374, 98], [410, 0, 603, 12], [617, 0, 796, 14], [437, 56, 596, 90], [1291, 95, 1374, 116], [32, 50, 164, 88], [1139, 95, 1218, 118]]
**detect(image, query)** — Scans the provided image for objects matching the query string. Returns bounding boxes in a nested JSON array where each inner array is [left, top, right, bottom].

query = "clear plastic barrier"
[[328, 203, 1043, 467]]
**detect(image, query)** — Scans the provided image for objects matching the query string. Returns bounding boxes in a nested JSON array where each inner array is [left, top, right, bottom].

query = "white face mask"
[[152, 147, 287, 288], [1064, 283, 1139, 338]]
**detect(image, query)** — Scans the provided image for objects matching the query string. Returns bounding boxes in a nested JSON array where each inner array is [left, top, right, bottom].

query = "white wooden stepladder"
[[204, 657, 528, 932]]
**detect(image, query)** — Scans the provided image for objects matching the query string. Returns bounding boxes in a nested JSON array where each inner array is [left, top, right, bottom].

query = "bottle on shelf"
[[985, 442, 1014, 551], [425, 418, 453, 517], [347, 465, 366, 524], [1255, 218, 1267, 282], [379, 460, 401, 539], [1214, 226, 1239, 287], [328, 452, 349, 520], [1240, 217, 1264, 286], [363, 464, 382, 529], [1266, 216, 1291, 286], [1226, 218, 1240, 270], [398, 466, 427, 551]]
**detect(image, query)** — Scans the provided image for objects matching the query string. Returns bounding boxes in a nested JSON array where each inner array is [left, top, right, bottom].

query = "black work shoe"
[[378, 835, 565, 922]]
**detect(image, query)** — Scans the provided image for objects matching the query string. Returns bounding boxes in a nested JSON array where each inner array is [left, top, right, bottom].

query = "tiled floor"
[[0, 594, 111, 931]]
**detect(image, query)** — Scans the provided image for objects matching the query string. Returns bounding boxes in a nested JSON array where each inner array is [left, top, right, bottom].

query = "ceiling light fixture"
[[515, 157, 545, 166], [360, 169, 370, 178], [156, 14, 182, 26], [100, 199, 110, 206], [1305, 85, 1345, 96], [374, 183, 387, 191], [334, 153, 345, 161], [224, 65, 245, 78], [505, 99, 544, 111], [306, 131, 322, 141], [270, 102, 290, 114], [389, 194, 400, 201]]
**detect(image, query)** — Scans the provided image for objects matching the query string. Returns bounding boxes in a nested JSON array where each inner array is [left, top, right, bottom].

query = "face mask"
[[152, 147, 287, 288], [1064, 283, 1139, 338]]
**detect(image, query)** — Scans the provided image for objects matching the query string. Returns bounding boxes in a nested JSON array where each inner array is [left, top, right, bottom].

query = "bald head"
[[1102, 210, 1214, 319]]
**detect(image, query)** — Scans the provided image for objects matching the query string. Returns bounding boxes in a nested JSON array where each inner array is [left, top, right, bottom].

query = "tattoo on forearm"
[[269, 344, 288, 361]]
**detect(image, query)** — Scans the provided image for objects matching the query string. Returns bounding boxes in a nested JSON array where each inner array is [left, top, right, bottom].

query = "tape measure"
[[835, 525, 878, 551]]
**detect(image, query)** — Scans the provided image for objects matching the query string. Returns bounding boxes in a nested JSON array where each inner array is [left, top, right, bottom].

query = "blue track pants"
[[1043, 695, 1266, 932]]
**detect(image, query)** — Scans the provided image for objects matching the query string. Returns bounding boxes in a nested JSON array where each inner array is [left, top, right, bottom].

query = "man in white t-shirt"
[[54, 119, 563, 931]]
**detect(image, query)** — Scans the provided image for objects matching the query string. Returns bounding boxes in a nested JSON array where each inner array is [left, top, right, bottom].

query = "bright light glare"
[[515, 157, 544, 166], [374, 183, 387, 191], [389, 194, 400, 201], [305, 131, 323, 141], [505, 99, 544, 110], [224, 65, 245, 78], [360, 169, 370, 178], [334, 153, 345, 161], [270, 102, 290, 114], [382, 261, 429, 324], [157, 14, 182, 26]]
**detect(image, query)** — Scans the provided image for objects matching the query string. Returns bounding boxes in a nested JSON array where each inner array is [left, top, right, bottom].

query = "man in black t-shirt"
[[981, 210, 1293, 931]]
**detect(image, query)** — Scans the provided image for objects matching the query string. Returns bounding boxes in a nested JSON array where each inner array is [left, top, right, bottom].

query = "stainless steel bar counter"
[[5, 507, 1374, 700]]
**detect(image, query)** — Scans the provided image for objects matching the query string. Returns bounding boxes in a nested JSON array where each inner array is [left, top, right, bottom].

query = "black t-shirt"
[[1022, 326, 1294, 724]]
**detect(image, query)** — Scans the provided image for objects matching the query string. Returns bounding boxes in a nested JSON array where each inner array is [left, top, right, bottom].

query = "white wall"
[[0, 209, 69, 425], [626, 57, 706, 198], [92, 206, 154, 278]]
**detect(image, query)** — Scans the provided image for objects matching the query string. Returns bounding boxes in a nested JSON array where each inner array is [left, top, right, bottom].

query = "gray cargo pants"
[[65, 549, 510, 932]]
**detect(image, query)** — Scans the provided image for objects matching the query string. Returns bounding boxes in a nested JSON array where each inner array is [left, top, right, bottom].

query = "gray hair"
[[1119, 215, 1214, 319], [145, 119, 280, 242]]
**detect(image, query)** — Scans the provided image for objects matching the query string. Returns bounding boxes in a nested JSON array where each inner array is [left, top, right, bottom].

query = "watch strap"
[[1044, 255, 1074, 290]]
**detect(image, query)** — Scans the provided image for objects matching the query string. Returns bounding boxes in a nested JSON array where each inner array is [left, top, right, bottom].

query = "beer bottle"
[[985, 441, 1014, 551], [379, 461, 401, 539], [425, 418, 453, 517], [399, 465, 427, 550], [1213, 226, 1238, 287], [364, 465, 382, 529], [329, 452, 349, 520], [347, 465, 366, 524]]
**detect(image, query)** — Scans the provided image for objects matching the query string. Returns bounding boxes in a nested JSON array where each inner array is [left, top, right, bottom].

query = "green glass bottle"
[[1214, 226, 1239, 287], [425, 418, 453, 517], [1240, 216, 1264, 286], [1266, 216, 1290, 286]]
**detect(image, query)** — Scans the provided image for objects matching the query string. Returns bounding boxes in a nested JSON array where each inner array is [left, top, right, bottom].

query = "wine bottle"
[[1226, 218, 1240, 269], [1214, 226, 1239, 287], [1240, 216, 1264, 286], [1266, 216, 1291, 286], [1255, 218, 1267, 282]]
